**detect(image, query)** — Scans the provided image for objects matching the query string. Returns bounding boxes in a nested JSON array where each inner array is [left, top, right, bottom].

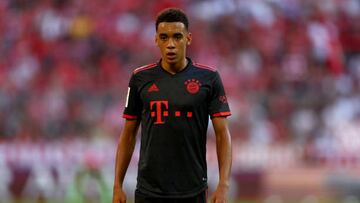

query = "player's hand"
[[211, 184, 229, 203], [113, 185, 127, 203]]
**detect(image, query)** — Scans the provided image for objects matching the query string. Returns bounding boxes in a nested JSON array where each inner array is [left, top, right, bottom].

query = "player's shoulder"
[[132, 63, 158, 75], [192, 62, 217, 73]]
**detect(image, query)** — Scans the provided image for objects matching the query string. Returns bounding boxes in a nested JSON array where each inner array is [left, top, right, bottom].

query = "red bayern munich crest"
[[184, 79, 201, 94]]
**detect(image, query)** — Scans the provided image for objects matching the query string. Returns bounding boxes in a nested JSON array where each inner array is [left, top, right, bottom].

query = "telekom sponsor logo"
[[150, 100, 193, 124], [150, 100, 168, 124]]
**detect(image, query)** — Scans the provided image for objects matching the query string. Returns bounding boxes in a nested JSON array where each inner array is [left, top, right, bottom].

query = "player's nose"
[[167, 38, 175, 49]]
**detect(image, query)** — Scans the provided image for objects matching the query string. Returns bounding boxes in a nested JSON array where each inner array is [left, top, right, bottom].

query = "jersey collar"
[[158, 57, 192, 76]]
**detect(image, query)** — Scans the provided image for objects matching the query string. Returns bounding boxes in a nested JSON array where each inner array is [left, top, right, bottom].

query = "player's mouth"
[[166, 52, 176, 60]]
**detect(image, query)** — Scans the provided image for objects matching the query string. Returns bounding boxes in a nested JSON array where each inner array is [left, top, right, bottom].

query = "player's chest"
[[139, 76, 210, 108]]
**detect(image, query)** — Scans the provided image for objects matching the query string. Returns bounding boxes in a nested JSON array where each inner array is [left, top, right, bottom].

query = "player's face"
[[155, 22, 192, 66]]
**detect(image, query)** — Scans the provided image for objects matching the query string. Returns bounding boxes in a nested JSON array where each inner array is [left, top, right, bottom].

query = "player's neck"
[[161, 58, 188, 75]]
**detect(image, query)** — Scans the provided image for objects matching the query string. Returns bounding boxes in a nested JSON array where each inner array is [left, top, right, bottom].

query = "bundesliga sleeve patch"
[[125, 87, 130, 108]]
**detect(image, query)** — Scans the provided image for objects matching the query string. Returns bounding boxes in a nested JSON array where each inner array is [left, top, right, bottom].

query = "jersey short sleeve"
[[208, 71, 231, 118], [123, 74, 142, 119]]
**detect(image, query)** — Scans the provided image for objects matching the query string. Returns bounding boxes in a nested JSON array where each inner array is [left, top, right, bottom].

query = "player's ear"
[[155, 35, 158, 46], [186, 32, 192, 46]]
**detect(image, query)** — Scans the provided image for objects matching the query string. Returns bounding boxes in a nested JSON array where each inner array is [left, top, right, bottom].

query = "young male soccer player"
[[113, 8, 232, 203]]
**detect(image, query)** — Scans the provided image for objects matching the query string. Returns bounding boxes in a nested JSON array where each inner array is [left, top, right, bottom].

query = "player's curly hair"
[[155, 8, 189, 31]]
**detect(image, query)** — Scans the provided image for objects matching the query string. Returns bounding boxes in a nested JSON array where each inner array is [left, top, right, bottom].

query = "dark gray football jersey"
[[123, 58, 231, 198]]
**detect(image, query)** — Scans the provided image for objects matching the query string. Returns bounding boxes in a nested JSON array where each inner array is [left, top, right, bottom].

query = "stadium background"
[[0, 0, 360, 202]]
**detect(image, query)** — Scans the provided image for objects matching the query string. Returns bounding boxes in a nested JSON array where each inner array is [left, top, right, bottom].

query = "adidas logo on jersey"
[[148, 83, 159, 92]]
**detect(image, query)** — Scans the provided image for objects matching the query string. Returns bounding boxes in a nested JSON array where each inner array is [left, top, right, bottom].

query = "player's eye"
[[174, 34, 183, 40], [160, 35, 168, 41]]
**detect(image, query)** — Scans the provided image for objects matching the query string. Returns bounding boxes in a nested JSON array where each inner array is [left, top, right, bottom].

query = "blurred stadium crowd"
[[1, 0, 360, 161], [0, 0, 360, 201]]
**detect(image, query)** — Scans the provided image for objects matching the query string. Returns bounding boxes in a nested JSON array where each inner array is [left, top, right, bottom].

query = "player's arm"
[[211, 116, 232, 203], [113, 119, 140, 203]]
